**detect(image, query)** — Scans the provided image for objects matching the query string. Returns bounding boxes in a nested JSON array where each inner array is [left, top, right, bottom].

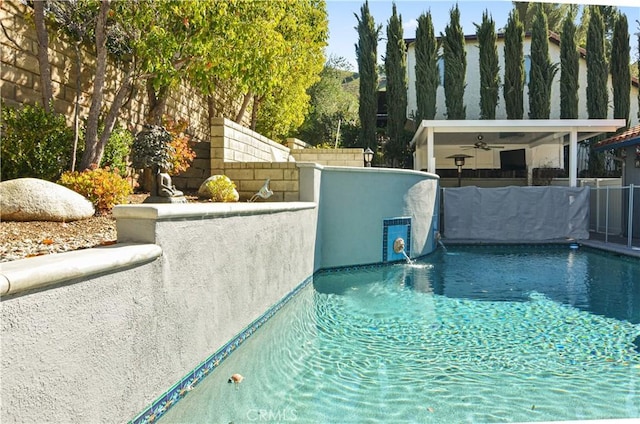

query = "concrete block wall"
[[210, 118, 292, 169], [290, 148, 365, 167], [212, 162, 300, 202]]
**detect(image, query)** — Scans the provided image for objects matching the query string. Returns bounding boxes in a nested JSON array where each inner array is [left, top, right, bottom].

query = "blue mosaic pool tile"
[[382, 217, 412, 263], [129, 274, 314, 424]]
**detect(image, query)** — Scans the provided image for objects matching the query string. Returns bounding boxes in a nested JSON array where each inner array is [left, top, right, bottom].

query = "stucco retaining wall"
[[1, 203, 318, 423]]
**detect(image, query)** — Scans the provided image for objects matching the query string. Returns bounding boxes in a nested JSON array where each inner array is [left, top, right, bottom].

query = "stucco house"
[[405, 31, 640, 175]]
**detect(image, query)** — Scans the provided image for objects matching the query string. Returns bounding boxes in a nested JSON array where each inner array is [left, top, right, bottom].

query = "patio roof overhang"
[[410, 119, 626, 187]]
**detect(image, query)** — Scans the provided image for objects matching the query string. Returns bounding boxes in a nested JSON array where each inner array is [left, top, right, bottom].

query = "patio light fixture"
[[364, 147, 374, 167], [446, 153, 473, 187]]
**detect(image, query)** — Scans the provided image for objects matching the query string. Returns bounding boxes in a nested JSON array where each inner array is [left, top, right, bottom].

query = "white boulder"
[[0, 178, 95, 222]]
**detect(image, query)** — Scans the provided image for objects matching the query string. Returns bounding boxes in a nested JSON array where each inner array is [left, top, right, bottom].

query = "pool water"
[[160, 246, 640, 423]]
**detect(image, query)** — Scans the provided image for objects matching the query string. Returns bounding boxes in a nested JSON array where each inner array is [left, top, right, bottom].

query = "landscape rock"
[[0, 178, 95, 222], [197, 175, 239, 202]]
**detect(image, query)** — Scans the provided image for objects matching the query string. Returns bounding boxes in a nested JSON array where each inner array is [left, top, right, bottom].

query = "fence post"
[[605, 186, 609, 243], [628, 184, 634, 249]]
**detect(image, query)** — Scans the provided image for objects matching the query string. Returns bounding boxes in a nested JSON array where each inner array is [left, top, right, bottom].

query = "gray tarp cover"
[[443, 186, 590, 241]]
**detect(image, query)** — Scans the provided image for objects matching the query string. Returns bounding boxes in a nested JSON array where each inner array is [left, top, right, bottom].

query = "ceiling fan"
[[462, 141, 504, 151]]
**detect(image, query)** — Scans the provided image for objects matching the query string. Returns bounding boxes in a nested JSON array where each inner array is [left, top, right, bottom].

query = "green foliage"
[[414, 12, 439, 122], [512, 1, 571, 33], [382, 129, 413, 169], [1, 103, 73, 181], [253, 0, 328, 140], [100, 125, 133, 174], [586, 6, 608, 120], [441, 4, 466, 120], [384, 4, 408, 168], [475, 10, 500, 120], [611, 13, 630, 128], [560, 14, 579, 119], [201, 176, 238, 203], [164, 117, 196, 176], [586, 6, 608, 176], [355, 0, 381, 149], [295, 56, 359, 146], [58, 167, 132, 213], [504, 8, 525, 120], [528, 6, 558, 119], [131, 125, 174, 171]]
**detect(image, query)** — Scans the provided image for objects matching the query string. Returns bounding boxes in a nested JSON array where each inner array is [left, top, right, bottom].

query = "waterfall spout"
[[437, 239, 447, 253], [400, 249, 414, 264], [393, 237, 413, 264]]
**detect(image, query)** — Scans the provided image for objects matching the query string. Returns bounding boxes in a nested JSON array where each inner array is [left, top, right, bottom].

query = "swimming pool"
[[159, 246, 639, 423]]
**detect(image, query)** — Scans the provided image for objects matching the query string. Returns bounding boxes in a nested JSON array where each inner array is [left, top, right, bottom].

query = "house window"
[[437, 57, 444, 86]]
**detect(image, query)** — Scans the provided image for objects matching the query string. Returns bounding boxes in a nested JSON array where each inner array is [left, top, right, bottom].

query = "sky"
[[325, 0, 640, 70]]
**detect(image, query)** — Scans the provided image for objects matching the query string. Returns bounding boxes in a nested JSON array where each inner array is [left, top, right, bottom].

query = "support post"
[[569, 130, 577, 187], [628, 184, 634, 249], [427, 127, 435, 174]]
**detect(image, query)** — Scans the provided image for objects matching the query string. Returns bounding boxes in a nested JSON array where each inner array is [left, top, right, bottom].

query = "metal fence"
[[585, 183, 639, 249]]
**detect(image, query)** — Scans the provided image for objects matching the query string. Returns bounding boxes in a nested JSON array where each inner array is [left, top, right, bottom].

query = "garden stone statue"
[[132, 125, 187, 204], [157, 170, 184, 198], [145, 167, 187, 204]]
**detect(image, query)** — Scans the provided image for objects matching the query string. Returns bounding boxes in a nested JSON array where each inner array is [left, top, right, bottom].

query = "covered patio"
[[411, 119, 626, 187]]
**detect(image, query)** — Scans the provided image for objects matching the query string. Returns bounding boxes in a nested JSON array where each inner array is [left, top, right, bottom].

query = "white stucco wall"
[[406, 37, 640, 125], [314, 166, 440, 268], [1, 204, 318, 423]]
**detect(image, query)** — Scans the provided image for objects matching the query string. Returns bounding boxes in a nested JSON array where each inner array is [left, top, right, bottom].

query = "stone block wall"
[[210, 118, 292, 169], [290, 148, 365, 167], [211, 162, 300, 202]]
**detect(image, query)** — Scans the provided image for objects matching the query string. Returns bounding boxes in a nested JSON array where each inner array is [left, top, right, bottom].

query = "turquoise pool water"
[[160, 246, 640, 423]]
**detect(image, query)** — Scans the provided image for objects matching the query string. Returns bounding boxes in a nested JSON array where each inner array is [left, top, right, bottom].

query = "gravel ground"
[[0, 194, 150, 263], [0, 216, 118, 262]]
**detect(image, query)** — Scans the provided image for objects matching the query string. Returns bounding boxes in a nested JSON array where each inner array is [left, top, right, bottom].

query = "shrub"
[[99, 125, 134, 174], [200, 175, 239, 202], [164, 117, 196, 176], [130, 125, 174, 171], [59, 167, 132, 213], [1, 103, 73, 181]]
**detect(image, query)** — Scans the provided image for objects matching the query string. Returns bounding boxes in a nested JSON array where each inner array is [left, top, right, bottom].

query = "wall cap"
[[0, 243, 162, 296]]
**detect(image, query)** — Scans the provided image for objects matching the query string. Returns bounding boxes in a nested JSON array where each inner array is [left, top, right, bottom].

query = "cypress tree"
[[503, 9, 524, 120], [560, 12, 579, 119], [586, 5, 607, 176], [611, 13, 630, 129], [441, 4, 466, 120], [355, 1, 381, 150], [475, 10, 499, 120], [384, 3, 408, 167], [529, 6, 557, 119], [415, 11, 439, 121]]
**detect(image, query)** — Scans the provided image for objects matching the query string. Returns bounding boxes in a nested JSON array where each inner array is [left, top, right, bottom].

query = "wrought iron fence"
[[585, 183, 639, 249]]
